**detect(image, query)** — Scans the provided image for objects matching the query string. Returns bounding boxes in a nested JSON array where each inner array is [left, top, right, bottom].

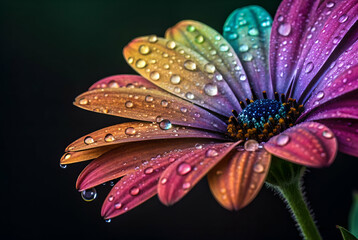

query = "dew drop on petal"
[[159, 119, 172, 130], [105, 219, 112, 223], [114, 203, 122, 209], [206, 148, 219, 157], [253, 163, 264, 173], [104, 134, 115, 142], [195, 35, 205, 44], [177, 162, 192, 175], [182, 182, 191, 190], [144, 167, 154, 174], [338, 14, 348, 23], [239, 44, 249, 52], [248, 27, 259, 36], [239, 74, 247, 81], [108, 195, 114, 202], [84, 136, 94, 145], [161, 178, 167, 184], [79, 98, 88, 105], [161, 100, 169, 107], [186, 25, 196, 32], [180, 107, 188, 113], [219, 44, 229, 52], [64, 153, 71, 160], [316, 91, 324, 100], [150, 71, 160, 81], [184, 60, 197, 71], [204, 63, 216, 73], [148, 35, 158, 43], [136, 59, 147, 69], [185, 92, 194, 100], [139, 45, 150, 55], [128, 57, 134, 64], [204, 83, 218, 96], [242, 53, 253, 62], [322, 130, 333, 139], [59, 163, 67, 169], [305, 62, 314, 73], [166, 40, 176, 49], [170, 75, 181, 84], [276, 134, 290, 146], [278, 23, 291, 36], [125, 127, 136, 135], [81, 188, 97, 202], [125, 101, 134, 108], [244, 139, 259, 151], [326, 2, 335, 8], [129, 187, 140, 196]]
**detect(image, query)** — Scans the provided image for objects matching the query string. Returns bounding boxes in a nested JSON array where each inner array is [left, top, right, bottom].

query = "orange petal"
[[166, 20, 253, 103], [89, 74, 158, 90], [208, 148, 271, 211], [74, 88, 227, 132], [123, 36, 240, 116], [65, 121, 226, 152], [60, 145, 117, 164]]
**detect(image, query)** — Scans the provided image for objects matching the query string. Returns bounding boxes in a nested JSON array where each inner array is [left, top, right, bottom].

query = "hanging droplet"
[[139, 45, 150, 55], [136, 59, 147, 69], [81, 188, 97, 202], [150, 71, 160, 81], [184, 60, 197, 71], [129, 187, 140, 196], [204, 63, 216, 73], [104, 134, 115, 142], [166, 40, 176, 49], [278, 23, 291, 36], [244, 140, 259, 151], [206, 148, 219, 157], [125, 101, 134, 108], [170, 75, 181, 84], [125, 127, 136, 135], [59, 163, 67, 169], [204, 83, 218, 96], [84, 136, 94, 145], [185, 92, 194, 99], [148, 35, 158, 43], [253, 163, 264, 173], [105, 219, 111, 223], [177, 162, 192, 175], [305, 62, 314, 73], [159, 119, 172, 130], [195, 35, 205, 44], [276, 134, 290, 146]]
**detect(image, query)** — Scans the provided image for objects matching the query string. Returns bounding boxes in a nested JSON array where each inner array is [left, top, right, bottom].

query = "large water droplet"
[[206, 148, 219, 157], [166, 40, 176, 49], [305, 62, 314, 73], [276, 134, 290, 146], [159, 119, 172, 130], [136, 59, 147, 69], [244, 140, 259, 151], [239, 44, 249, 52], [184, 60, 197, 71], [59, 163, 67, 169], [148, 35, 158, 43], [185, 92, 194, 99], [204, 63, 216, 73], [322, 130, 333, 139], [129, 187, 140, 196], [150, 71, 160, 81], [139, 45, 150, 55], [177, 162, 192, 175], [316, 91, 324, 100], [145, 95, 154, 102], [79, 98, 88, 105], [338, 14, 348, 23], [104, 134, 115, 142], [195, 35, 205, 44], [248, 27, 259, 36], [204, 83, 218, 96], [81, 188, 97, 202], [84, 136, 94, 145], [125, 127, 136, 135], [170, 75, 181, 84], [278, 23, 291, 36], [242, 53, 253, 62]]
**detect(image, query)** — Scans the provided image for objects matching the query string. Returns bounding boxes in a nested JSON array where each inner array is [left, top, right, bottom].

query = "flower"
[[61, 0, 358, 220]]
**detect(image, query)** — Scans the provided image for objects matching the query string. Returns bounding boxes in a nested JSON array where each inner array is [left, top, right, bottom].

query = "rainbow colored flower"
[[61, 0, 358, 220]]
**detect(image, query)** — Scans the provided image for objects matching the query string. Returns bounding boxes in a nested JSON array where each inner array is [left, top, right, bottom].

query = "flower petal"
[[301, 65, 358, 121], [157, 141, 241, 206], [316, 118, 358, 157], [89, 74, 158, 90], [65, 121, 226, 152], [224, 6, 273, 98], [165, 20, 252, 103], [270, 0, 319, 95], [208, 148, 271, 211], [264, 122, 337, 167], [123, 36, 240, 116], [76, 139, 214, 191], [292, 0, 358, 100], [74, 88, 227, 132], [101, 146, 196, 219], [60, 145, 118, 164]]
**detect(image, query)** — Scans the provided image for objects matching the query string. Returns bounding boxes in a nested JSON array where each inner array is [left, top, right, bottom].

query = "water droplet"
[[139, 45, 150, 55], [145, 95, 154, 102], [195, 35, 205, 44], [166, 40, 176, 50], [184, 60, 197, 71], [238, 19, 247, 26], [159, 119, 172, 130], [322, 130, 333, 139], [114, 203, 122, 209], [180, 107, 188, 113], [161, 100, 169, 107], [105, 219, 111, 223], [305, 62, 314, 73], [185, 92, 194, 99], [204, 83, 218, 96], [242, 53, 253, 62], [125, 127, 136, 135], [136, 59, 147, 69], [84, 136, 94, 145], [339, 14, 348, 23], [59, 163, 67, 169], [253, 163, 264, 173], [161, 178, 167, 184], [277, 15, 284, 22], [244, 139, 259, 151], [81, 188, 97, 202], [248, 27, 259, 36], [177, 162, 192, 175], [130, 187, 140, 196], [79, 98, 88, 105], [148, 35, 158, 43], [239, 44, 249, 52], [64, 153, 71, 160], [261, 20, 271, 27], [170, 75, 181, 84], [316, 91, 324, 99], [128, 57, 134, 64], [326, 2, 335, 8], [108, 195, 114, 202], [195, 143, 203, 149], [204, 63, 216, 73], [239, 74, 246, 81], [219, 44, 229, 52], [276, 134, 290, 146], [206, 148, 219, 157], [182, 182, 191, 190], [125, 101, 134, 108], [108, 81, 119, 88], [150, 71, 160, 81], [144, 167, 154, 174], [278, 23, 291, 36], [104, 134, 115, 142], [186, 25, 196, 32]]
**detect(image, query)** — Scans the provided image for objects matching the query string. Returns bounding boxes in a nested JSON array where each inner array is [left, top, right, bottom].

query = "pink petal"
[[76, 139, 214, 191], [101, 146, 197, 219], [264, 122, 337, 167], [316, 118, 358, 157], [157, 141, 241, 206], [89, 74, 158, 90]]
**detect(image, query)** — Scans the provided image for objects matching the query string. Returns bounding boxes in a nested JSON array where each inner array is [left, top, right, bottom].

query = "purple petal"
[[101, 146, 195, 219], [89, 74, 158, 90], [224, 6, 274, 99], [76, 139, 214, 191], [157, 141, 241, 206], [270, 0, 320, 96], [264, 122, 338, 167], [165, 20, 253, 104], [316, 118, 358, 157]]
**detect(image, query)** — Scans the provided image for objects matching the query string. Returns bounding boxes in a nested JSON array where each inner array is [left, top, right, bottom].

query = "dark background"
[[2, 0, 357, 239]]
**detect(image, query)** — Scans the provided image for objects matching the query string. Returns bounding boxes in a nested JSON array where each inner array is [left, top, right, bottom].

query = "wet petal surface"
[[60, 145, 118, 164], [208, 147, 271, 211], [74, 88, 227, 132], [89, 74, 158, 90], [264, 122, 337, 167]]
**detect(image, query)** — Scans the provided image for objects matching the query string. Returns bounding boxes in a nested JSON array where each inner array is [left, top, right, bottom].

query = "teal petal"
[[338, 226, 358, 240], [349, 192, 358, 238], [223, 6, 273, 99]]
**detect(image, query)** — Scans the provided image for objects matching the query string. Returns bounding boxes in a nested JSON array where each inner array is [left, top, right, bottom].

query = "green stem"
[[277, 181, 322, 240]]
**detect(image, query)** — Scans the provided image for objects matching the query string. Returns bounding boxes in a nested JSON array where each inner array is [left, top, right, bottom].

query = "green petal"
[[349, 192, 358, 237], [338, 226, 358, 240]]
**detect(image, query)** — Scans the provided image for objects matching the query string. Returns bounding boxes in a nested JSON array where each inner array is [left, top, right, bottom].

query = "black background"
[[2, 0, 357, 239]]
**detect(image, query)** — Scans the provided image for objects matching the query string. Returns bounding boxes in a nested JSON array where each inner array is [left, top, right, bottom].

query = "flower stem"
[[276, 181, 322, 240]]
